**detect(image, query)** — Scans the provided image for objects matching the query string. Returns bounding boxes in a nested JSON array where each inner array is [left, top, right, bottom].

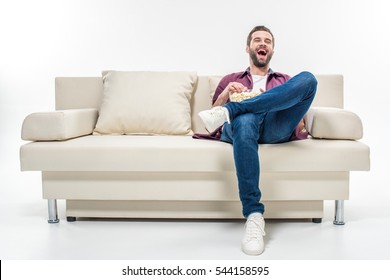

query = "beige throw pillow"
[[93, 71, 197, 135]]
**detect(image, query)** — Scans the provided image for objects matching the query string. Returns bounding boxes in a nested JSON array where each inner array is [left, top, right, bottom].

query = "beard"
[[249, 48, 273, 68]]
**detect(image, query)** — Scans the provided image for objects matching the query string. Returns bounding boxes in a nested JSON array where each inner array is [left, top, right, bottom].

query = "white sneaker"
[[198, 106, 230, 132], [241, 213, 266, 255]]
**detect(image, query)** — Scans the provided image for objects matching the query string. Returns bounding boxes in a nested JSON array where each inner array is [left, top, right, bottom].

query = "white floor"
[[1, 160, 389, 260]]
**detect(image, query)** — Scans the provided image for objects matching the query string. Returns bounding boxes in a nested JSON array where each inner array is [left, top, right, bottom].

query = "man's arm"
[[212, 81, 248, 107]]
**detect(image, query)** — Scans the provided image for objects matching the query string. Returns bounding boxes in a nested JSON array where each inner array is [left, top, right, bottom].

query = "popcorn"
[[229, 90, 262, 102]]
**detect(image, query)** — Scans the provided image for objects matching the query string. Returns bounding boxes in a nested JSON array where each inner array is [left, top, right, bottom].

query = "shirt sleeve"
[[212, 76, 230, 105]]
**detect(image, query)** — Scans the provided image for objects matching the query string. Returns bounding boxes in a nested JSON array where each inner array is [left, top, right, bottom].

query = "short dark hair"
[[247, 26, 274, 47]]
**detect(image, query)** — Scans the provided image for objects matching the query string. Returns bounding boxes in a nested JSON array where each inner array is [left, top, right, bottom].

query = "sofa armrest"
[[304, 107, 363, 140], [21, 108, 98, 141]]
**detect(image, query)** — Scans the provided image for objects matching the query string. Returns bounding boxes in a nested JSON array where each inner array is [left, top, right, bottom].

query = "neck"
[[249, 64, 269, 76]]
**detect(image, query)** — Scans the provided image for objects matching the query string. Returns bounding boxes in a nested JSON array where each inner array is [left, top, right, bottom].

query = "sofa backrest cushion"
[[55, 74, 343, 135], [56, 77, 103, 110]]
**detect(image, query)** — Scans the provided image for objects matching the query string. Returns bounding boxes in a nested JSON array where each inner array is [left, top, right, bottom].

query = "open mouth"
[[257, 49, 268, 56]]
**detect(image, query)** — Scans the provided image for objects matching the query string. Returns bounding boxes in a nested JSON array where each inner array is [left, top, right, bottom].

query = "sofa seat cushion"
[[20, 135, 370, 172]]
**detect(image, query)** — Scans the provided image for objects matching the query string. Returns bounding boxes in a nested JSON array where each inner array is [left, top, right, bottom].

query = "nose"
[[259, 43, 267, 49]]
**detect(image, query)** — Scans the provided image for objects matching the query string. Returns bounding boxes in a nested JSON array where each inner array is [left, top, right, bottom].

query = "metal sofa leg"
[[47, 199, 59, 223], [333, 200, 345, 225]]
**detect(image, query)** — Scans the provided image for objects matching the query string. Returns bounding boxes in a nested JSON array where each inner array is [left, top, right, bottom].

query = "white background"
[[0, 0, 389, 265], [1, 0, 389, 173]]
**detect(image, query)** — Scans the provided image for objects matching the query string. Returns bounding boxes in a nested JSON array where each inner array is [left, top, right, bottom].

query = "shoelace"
[[244, 218, 266, 241]]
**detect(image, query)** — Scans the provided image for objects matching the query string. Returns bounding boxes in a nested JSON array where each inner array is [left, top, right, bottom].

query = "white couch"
[[20, 71, 370, 224]]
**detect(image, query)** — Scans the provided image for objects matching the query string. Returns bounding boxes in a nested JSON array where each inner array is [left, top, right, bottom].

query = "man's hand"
[[213, 82, 248, 107], [227, 82, 249, 94]]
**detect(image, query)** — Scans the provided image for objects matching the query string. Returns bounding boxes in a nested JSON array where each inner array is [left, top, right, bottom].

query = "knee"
[[233, 113, 258, 126], [299, 71, 318, 88], [231, 113, 261, 140]]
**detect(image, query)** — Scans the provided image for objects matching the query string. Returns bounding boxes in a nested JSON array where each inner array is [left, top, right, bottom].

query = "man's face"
[[247, 30, 274, 68]]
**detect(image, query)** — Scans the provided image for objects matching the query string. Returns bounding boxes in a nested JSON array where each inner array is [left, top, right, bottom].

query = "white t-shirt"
[[251, 75, 268, 92]]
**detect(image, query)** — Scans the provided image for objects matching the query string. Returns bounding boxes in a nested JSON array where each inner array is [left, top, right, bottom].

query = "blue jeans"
[[220, 71, 317, 218]]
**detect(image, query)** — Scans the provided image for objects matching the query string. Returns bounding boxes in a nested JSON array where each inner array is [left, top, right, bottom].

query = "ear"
[[246, 45, 249, 53]]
